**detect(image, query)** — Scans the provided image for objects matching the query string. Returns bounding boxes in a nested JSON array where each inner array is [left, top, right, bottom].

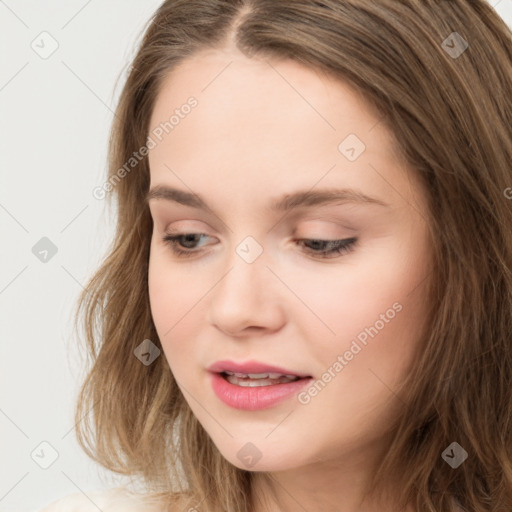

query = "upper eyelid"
[[149, 201, 369, 233], [153, 213, 358, 229]]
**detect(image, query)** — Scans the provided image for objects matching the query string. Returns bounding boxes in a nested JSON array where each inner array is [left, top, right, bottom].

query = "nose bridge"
[[219, 234, 269, 302], [207, 234, 284, 334]]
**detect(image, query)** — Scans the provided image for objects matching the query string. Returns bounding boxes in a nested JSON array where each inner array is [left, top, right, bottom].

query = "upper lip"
[[207, 359, 311, 378]]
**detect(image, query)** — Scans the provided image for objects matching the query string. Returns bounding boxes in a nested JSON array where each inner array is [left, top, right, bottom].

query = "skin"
[[147, 44, 432, 512]]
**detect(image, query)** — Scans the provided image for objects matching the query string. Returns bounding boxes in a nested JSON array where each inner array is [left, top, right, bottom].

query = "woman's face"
[[147, 46, 432, 473]]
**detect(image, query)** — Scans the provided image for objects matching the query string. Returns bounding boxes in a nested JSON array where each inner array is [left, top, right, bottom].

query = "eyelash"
[[161, 233, 358, 259]]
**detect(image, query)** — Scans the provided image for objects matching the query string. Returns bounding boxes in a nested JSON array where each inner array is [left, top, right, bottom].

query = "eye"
[[161, 232, 213, 258], [296, 237, 358, 259], [161, 232, 358, 260]]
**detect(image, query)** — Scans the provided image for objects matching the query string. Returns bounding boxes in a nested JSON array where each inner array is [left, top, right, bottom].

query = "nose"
[[206, 246, 286, 337]]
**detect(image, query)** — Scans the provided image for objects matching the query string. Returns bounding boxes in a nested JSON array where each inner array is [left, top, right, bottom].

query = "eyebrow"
[[145, 185, 390, 211]]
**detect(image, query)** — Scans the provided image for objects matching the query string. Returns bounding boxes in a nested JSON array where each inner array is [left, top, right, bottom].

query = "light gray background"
[[1, 1, 511, 511]]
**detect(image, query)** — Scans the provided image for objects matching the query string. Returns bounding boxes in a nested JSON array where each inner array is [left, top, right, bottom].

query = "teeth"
[[223, 370, 299, 379], [225, 374, 299, 387]]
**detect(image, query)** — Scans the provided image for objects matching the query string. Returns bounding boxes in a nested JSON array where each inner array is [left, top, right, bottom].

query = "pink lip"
[[207, 359, 310, 378], [209, 372, 313, 410]]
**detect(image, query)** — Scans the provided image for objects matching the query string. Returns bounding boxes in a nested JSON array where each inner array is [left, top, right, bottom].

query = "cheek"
[[148, 248, 209, 374], [148, 239, 199, 321], [293, 247, 429, 374], [292, 262, 428, 435], [148, 250, 189, 344], [148, 250, 172, 330]]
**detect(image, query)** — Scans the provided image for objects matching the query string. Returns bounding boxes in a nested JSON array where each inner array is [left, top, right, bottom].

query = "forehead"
[[147, 48, 416, 210], [149, 47, 387, 142]]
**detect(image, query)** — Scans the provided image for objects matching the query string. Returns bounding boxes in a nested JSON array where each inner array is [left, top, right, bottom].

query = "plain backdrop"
[[1, 1, 511, 511]]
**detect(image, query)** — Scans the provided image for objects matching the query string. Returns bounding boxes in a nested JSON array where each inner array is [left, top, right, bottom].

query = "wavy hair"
[[73, 1, 512, 511]]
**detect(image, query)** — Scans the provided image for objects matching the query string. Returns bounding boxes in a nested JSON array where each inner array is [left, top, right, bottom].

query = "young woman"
[[39, 1, 512, 511]]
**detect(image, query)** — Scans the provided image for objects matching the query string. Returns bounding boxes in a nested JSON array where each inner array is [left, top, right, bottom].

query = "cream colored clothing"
[[36, 487, 168, 512]]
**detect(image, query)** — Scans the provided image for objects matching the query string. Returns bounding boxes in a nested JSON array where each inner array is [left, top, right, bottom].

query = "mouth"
[[210, 370, 313, 410], [206, 360, 313, 409], [207, 359, 312, 380], [219, 370, 308, 387]]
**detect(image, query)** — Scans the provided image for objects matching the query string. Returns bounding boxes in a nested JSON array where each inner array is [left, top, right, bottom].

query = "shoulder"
[[35, 486, 187, 512]]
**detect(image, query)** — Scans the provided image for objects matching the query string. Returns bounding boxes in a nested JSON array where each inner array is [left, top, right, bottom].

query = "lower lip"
[[210, 372, 313, 410]]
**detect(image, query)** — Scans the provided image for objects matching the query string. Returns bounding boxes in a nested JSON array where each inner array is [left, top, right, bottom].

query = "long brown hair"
[[73, 1, 512, 511]]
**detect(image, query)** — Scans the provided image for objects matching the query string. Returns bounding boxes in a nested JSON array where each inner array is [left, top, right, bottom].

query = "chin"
[[217, 443, 303, 473]]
